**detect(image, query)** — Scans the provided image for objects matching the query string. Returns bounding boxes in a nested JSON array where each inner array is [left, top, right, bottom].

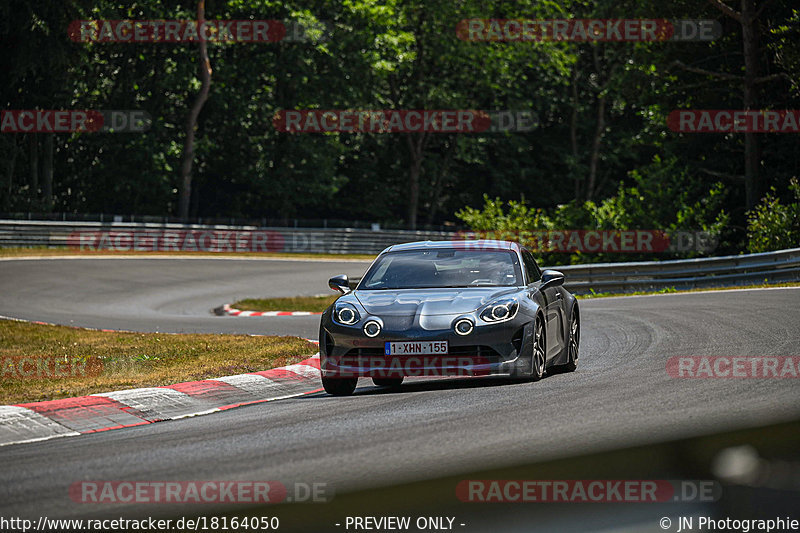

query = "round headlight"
[[363, 320, 381, 337], [335, 305, 359, 325], [480, 299, 519, 323], [454, 318, 474, 336], [491, 304, 510, 320]]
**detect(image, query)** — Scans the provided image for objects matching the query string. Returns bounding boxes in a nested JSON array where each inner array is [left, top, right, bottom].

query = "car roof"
[[382, 240, 520, 254]]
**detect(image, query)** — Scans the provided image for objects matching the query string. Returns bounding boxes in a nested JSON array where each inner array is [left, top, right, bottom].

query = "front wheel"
[[564, 311, 579, 372], [322, 376, 357, 396], [552, 311, 579, 374], [372, 377, 404, 388], [530, 315, 546, 381]]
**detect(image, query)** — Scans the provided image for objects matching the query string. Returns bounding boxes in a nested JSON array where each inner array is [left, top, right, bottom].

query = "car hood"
[[353, 287, 518, 317]]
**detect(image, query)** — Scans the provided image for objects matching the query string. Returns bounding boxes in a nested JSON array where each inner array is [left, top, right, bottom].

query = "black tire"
[[372, 377, 404, 388], [530, 314, 546, 381], [552, 309, 579, 374], [322, 376, 357, 396]]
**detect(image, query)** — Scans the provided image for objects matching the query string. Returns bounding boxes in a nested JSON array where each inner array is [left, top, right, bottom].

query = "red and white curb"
[[216, 303, 322, 317], [0, 350, 322, 447]]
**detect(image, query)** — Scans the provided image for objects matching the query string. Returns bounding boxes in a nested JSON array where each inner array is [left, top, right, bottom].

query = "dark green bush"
[[747, 178, 800, 253]]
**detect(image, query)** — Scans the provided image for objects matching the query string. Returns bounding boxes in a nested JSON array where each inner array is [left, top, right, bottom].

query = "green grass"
[[0, 319, 317, 404], [233, 295, 339, 312], [0, 246, 375, 261]]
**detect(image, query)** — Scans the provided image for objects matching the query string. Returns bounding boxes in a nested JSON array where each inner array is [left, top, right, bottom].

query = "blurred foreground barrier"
[[1, 220, 798, 294]]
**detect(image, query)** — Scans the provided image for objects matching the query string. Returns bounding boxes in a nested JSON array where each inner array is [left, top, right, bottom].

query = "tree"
[[672, 0, 792, 210], [178, 0, 212, 220]]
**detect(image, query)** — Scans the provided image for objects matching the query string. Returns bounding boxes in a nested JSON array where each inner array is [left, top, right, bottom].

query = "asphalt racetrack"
[[0, 257, 798, 530], [0, 257, 370, 337]]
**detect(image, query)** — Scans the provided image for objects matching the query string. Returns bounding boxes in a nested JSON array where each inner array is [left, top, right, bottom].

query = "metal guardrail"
[[2, 220, 799, 294], [557, 248, 800, 294], [0, 220, 454, 255]]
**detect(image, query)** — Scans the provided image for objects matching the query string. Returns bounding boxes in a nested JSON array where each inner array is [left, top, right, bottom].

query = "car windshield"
[[358, 249, 523, 289]]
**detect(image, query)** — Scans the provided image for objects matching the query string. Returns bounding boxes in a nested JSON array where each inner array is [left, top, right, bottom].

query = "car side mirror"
[[329, 274, 351, 294], [541, 269, 565, 289]]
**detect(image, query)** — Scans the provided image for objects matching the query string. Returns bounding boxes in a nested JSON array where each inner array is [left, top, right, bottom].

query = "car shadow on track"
[[306, 371, 567, 398]]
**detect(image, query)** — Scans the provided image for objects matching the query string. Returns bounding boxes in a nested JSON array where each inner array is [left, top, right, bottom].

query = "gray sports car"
[[319, 240, 580, 396]]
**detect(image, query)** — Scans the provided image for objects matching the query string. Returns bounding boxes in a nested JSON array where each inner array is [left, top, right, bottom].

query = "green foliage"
[[456, 196, 551, 232], [587, 156, 730, 238], [0, 0, 797, 251], [747, 178, 800, 253], [456, 157, 730, 264]]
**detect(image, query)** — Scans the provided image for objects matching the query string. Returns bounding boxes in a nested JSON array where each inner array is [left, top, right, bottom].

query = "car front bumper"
[[320, 312, 533, 378]]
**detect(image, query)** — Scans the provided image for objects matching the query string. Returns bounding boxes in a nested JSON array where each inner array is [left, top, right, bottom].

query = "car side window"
[[522, 249, 541, 283]]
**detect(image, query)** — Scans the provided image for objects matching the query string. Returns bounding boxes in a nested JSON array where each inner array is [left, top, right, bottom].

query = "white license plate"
[[384, 341, 449, 356]]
